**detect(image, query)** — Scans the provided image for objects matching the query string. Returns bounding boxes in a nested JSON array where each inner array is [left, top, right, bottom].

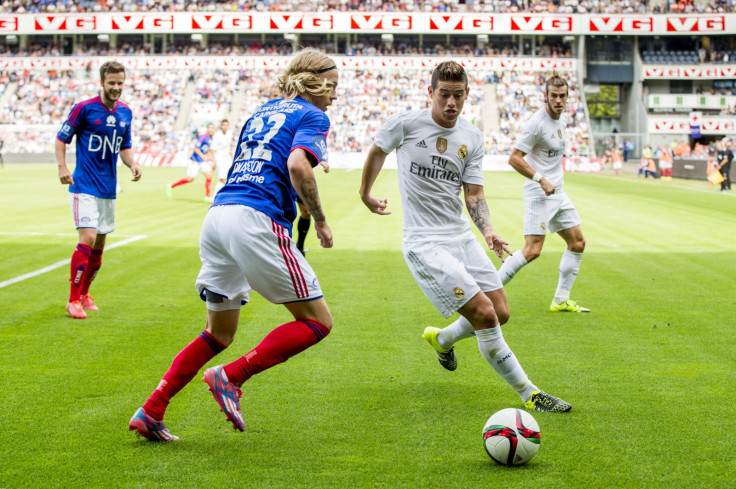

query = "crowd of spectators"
[[489, 70, 590, 155], [0, 68, 192, 153], [0, 64, 592, 157], [3, 0, 736, 14]]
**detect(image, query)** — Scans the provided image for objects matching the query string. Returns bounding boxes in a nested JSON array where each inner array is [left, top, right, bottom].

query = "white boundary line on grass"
[[0, 234, 148, 289], [0, 232, 142, 237]]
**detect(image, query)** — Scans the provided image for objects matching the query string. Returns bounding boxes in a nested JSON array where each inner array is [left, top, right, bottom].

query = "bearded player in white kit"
[[497, 73, 589, 313], [360, 61, 571, 413]]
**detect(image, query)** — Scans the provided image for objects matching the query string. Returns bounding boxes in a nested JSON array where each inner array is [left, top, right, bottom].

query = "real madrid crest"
[[453, 287, 465, 299], [436, 138, 448, 154], [458, 144, 468, 160], [557, 129, 562, 139]]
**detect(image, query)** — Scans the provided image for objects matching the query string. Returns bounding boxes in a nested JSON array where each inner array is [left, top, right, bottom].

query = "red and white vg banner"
[[642, 66, 736, 80], [0, 12, 733, 35], [649, 117, 736, 134]]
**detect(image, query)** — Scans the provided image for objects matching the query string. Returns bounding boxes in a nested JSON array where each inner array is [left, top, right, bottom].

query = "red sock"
[[142, 330, 226, 421], [69, 243, 92, 302], [80, 248, 103, 297], [224, 320, 330, 384], [204, 177, 212, 197], [170, 178, 191, 189]]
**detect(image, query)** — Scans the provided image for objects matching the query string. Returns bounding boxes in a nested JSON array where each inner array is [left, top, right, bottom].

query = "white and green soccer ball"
[[482, 408, 541, 466]]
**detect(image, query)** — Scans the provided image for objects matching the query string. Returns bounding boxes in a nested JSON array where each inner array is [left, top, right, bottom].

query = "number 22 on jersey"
[[236, 113, 286, 163]]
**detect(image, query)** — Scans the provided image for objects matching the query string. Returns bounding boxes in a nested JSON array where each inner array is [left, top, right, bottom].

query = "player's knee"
[[497, 308, 510, 326], [571, 238, 586, 253], [471, 308, 498, 329], [524, 248, 541, 262], [211, 330, 236, 346], [316, 315, 333, 332]]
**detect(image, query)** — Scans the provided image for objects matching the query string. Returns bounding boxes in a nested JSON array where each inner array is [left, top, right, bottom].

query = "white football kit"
[[375, 109, 502, 318], [514, 108, 580, 236], [211, 129, 233, 180]]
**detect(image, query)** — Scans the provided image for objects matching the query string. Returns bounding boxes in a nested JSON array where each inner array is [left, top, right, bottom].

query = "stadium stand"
[[1, 8, 735, 175], [0, 62, 592, 159]]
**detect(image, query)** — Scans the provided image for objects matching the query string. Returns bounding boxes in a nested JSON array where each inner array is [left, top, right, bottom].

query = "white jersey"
[[514, 107, 566, 189], [375, 109, 485, 239], [211, 130, 233, 164]]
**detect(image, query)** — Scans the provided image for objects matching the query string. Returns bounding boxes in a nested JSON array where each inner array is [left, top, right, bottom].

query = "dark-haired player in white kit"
[[360, 61, 571, 413], [497, 74, 589, 313]]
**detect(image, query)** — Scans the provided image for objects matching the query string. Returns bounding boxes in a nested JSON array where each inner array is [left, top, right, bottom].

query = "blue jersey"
[[57, 95, 133, 199], [213, 97, 330, 231], [190, 134, 212, 163]]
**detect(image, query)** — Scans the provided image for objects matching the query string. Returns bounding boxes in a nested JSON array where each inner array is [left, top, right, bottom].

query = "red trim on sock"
[[142, 330, 226, 420], [224, 320, 330, 384], [204, 177, 212, 197], [80, 248, 103, 296], [69, 243, 92, 302]]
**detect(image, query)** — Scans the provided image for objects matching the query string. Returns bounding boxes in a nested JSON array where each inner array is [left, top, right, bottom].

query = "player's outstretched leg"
[[129, 408, 179, 442], [524, 390, 572, 413], [422, 327, 457, 371], [203, 365, 245, 432]]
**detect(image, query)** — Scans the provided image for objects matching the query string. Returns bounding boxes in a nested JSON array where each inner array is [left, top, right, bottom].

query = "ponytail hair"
[[277, 49, 337, 101]]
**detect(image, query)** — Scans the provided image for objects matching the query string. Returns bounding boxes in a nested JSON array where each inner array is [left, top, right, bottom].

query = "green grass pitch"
[[1, 164, 734, 488]]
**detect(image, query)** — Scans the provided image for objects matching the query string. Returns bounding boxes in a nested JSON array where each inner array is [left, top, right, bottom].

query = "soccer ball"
[[482, 408, 540, 466]]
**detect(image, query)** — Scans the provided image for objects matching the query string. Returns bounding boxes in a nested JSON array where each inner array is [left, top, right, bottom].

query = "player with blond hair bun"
[[360, 61, 572, 414], [498, 72, 590, 313], [130, 49, 339, 441]]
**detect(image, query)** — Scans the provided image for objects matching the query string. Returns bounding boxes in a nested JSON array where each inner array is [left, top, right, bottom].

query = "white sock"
[[437, 316, 475, 350], [213, 180, 225, 195], [497, 250, 528, 285], [476, 325, 536, 401], [554, 250, 583, 303]]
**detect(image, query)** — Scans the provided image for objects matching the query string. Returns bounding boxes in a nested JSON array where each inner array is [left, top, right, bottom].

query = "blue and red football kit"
[[190, 134, 213, 163], [213, 96, 330, 231], [57, 95, 133, 199]]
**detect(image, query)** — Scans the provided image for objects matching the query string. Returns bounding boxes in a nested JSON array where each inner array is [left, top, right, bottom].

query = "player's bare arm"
[[120, 148, 142, 181], [463, 182, 512, 261], [288, 148, 332, 248], [359, 144, 391, 215], [509, 148, 555, 196], [55, 139, 74, 186]]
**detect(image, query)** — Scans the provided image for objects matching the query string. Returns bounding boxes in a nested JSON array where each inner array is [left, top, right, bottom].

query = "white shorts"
[[612, 160, 622, 170], [523, 186, 580, 235], [215, 154, 231, 180], [196, 205, 323, 310], [402, 231, 503, 319], [186, 159, 213, 179], [69, 193, 115, 234]]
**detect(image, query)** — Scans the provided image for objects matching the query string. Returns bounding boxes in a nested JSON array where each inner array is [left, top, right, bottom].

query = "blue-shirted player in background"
[[56, 61, 142, 320], [130, 49, 339, 442], [167, 123, 217, 202]]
